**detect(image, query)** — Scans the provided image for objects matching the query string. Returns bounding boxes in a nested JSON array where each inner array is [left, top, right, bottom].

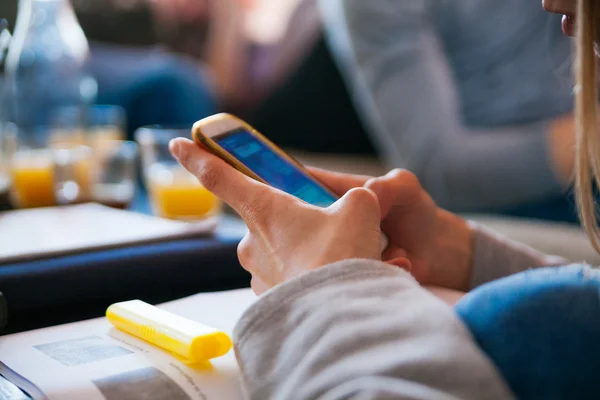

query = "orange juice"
[[49, 129, 87, 148], [147, 165, 220, 220], [88, 127, 124, 149], [10, 150, 56, 208]]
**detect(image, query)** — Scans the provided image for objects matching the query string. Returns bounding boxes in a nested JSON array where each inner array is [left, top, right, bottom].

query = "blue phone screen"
[[215, 130, 338, 207]]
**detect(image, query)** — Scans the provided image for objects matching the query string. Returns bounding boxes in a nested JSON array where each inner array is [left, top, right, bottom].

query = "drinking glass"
[[9, 148, 56, 208], [8, 124, 92, 208], [135, 126, 221, 220], [0, 123, 16, 210], [51, 104, 125, 148], [87, 105, 126, 149], [53, 144, 93, 205], [8, 124, 58, 208], [91, 140, 138, 209], [50, 106, 87, 147]]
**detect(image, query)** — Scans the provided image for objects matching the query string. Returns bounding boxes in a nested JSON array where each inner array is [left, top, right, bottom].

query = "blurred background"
[[0, 0, 580, 222], [0, 0, 380, 218]]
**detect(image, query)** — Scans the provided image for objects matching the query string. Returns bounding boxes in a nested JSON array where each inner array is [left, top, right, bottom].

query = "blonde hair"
[[575, 0, 600, 252]]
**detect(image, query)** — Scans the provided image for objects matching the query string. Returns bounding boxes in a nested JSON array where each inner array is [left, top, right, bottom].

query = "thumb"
[[365, 169, 422, 220], [332, 187, 382, 223], [365, 171, 403, 220]]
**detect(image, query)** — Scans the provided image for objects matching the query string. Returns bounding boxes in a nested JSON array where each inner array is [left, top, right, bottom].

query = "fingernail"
[[169, 139, 181, 159]]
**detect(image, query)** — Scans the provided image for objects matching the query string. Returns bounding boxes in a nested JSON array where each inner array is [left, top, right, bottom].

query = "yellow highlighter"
[[106, 300, 232, 364]]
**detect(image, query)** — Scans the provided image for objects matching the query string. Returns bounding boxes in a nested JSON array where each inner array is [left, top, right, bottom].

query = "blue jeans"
[[455, 265, 600, 399]]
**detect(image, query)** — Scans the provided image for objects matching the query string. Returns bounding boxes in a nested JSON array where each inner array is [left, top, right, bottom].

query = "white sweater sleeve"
[[233, 260, 514, 399]]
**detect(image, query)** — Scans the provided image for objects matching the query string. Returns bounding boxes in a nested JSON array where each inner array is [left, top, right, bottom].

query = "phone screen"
[[214, 129, 338, 207]]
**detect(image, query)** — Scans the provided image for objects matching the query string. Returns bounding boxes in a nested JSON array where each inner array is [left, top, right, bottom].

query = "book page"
[[0, 289, 257, 400]]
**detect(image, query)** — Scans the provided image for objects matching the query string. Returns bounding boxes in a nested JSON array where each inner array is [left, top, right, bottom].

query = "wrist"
[[430, 209, 474, 291]]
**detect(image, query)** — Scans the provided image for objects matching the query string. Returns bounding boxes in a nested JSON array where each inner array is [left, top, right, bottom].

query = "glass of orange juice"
[[0, 123, 16, 210], [135, 126, 221, 220], [53, 144, 93, 204], [7, 124, 58, 208], [87, 105, 126, 149], [50, 106, 87, 147], [8, 124, 93, 208], [51, 104, 126, 148], [90, 140, 138, 209], [10, 148, 57, 208]]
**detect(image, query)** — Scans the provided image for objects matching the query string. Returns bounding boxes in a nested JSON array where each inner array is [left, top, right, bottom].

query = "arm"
[[203, 0, 250, 107], [468, 222, 568, 288], [320, 0, 564, 211], [205, 0, 322, 110], [146, 0, 252, 106], [428, 209, 567, 290], [234, 260, 513, 400]]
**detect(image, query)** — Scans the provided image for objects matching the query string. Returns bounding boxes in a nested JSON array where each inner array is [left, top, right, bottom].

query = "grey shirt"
[[233, 225, 566, 399], [319, 0, 574, 211]]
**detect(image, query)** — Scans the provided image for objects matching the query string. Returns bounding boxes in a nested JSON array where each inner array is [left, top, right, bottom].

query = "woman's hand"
[[311, 168, 475, 291], [169, 138, 410, 294]]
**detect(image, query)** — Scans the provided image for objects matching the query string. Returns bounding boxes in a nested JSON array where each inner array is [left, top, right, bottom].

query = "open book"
[[0, 289, 257, 400]]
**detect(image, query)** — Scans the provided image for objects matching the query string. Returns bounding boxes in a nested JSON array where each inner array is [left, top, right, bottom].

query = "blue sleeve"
[[455, 265, 600, 399]]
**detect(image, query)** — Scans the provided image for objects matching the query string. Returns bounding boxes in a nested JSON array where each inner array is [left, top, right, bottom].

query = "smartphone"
[[192, 113, 388, 250]]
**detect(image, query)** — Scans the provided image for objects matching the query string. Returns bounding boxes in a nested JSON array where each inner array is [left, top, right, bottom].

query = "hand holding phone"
[[191, 113, 389, 252], [170, 135, 406, 294]]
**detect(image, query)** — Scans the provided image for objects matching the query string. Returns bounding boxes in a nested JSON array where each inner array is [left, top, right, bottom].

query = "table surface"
[[0, 153, 384, 334], [0, 189, 250, 334], [2, 154, 594, 337]]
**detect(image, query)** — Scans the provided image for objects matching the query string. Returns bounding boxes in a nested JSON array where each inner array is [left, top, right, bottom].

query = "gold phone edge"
[[192, 114, 339, 198]]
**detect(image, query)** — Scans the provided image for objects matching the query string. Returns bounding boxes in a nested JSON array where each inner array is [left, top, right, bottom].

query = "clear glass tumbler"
[[135, 126, 221, 220], [90, 140, 138, 209]]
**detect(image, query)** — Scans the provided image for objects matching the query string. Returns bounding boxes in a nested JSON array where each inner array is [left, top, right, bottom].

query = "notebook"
[[0, 203, 218, 264], [0, 289, 257, 400]]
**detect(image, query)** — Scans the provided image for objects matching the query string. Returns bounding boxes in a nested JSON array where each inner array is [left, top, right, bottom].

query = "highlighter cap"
[[106, 300, 232, 363], [190, 332, 232, 361]]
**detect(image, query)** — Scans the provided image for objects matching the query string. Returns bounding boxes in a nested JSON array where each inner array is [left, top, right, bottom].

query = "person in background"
[[74, 0, 375, 152], [139, 0, 378, 155], [79, 0, 218, 138], [90, 43, 217, 138], [166, 0, 600, 397], [146, 0, 320, 110], [321, 0, 579, 223], [86, 0, 333, 139]]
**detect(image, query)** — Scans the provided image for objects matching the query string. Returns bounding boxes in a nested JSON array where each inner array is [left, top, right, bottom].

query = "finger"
[[307, 167, 371, 196], [170, 138, 276, 224], [365, 169, 421, 219]]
